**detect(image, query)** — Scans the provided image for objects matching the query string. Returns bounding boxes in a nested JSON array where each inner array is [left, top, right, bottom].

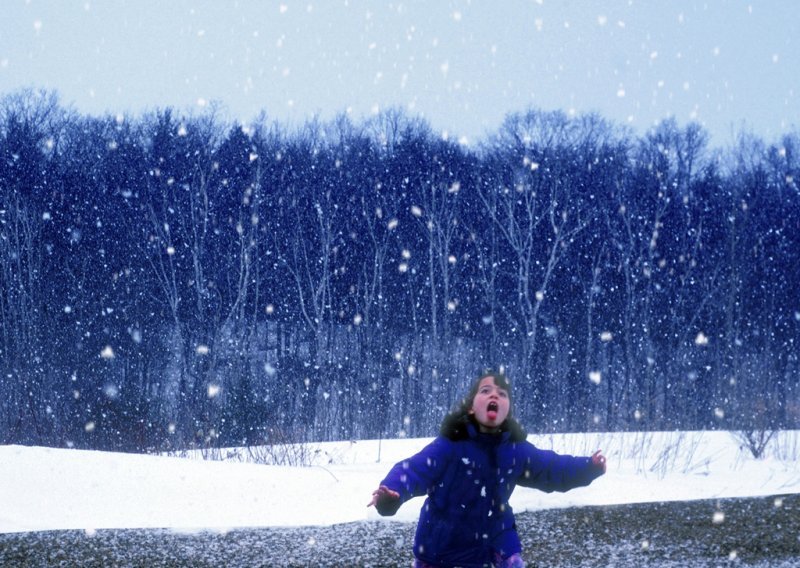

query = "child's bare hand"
[[591, 450, 607, 473], [367, 485, 400, 508]]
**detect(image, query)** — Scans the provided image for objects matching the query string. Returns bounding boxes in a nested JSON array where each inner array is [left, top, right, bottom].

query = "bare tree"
[[477, 110, 591, 424], [133, 110, 264, 447], [0, 89, 64, 443]]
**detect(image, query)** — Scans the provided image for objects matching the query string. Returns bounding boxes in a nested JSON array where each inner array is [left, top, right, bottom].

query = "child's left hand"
[[591, 450, 607, 473]]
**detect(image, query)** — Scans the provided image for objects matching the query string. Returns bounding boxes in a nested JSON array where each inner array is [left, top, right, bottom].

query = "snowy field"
[[2, 430, 800, 535]]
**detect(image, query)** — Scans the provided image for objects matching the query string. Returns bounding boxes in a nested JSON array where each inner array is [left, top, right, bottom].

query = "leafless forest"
[[1, 88, 798, 452]]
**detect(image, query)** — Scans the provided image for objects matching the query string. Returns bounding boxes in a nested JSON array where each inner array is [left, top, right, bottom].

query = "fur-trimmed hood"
[[439, 410, 528, 442]]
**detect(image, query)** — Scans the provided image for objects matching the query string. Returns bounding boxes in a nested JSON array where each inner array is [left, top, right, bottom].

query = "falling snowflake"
[[103, 384, 119, 399]]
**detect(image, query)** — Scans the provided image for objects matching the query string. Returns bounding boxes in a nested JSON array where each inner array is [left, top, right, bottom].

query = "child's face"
[[470, 376, 510, 433]]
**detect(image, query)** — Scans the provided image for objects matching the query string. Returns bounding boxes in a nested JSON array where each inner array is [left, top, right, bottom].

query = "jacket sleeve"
[[375, 436, 452, 516], [516, 441, 604, 493]]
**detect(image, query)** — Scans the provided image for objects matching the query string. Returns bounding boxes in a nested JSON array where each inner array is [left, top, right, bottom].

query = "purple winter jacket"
[[375, 422, 603, 567]]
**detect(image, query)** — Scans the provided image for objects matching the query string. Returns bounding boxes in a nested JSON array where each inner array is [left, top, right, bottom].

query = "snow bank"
[[1, 430, 799, 534]]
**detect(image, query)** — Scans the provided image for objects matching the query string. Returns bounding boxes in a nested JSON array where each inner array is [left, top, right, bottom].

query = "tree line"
[[1, 88, 798, 452]]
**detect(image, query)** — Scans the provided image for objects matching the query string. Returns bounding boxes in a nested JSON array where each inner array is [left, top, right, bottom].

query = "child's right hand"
[[367, 485, 400, 508]]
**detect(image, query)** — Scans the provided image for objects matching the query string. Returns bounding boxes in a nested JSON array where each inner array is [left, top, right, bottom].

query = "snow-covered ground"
[[2, 430, 799, 534]]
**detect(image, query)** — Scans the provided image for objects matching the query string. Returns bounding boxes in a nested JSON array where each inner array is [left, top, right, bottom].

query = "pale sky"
[[2, 0, 798, 148]]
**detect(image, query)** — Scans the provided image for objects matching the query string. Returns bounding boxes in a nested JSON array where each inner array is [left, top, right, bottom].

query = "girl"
[[368, 371, 606, 568]]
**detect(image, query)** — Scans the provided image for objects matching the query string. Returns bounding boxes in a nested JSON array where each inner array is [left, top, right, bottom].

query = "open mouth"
[[487, 401, 499, 420]]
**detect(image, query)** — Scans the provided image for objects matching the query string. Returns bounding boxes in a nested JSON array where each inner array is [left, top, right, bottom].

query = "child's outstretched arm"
[[518, 444, 606, 493], [366, 436, 451, 516]]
